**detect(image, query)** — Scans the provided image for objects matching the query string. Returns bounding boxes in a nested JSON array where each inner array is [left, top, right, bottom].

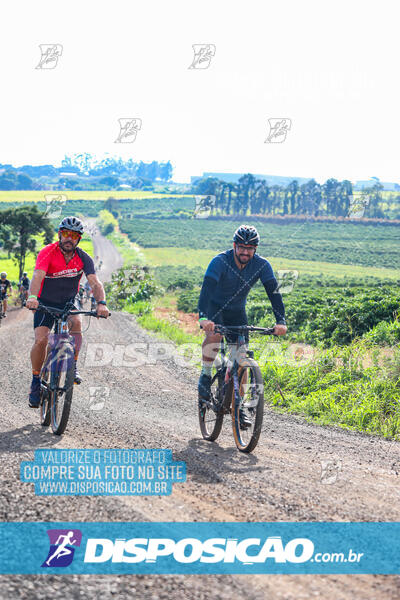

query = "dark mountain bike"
[[31, 301, 110, 435], [199, 324, 275, 453]]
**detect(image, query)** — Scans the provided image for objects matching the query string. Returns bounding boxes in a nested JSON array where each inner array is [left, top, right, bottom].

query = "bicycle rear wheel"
[[50, 342, 75, 435], [199, 365, 225, 442], [231, 358, 264, 453]]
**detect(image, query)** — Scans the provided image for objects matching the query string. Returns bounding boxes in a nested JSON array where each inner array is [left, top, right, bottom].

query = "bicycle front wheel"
[[39, 365, 51, 427], [199, 366, 225, 442], [50, 343, 75, 435], [231, 358, 264, 453]]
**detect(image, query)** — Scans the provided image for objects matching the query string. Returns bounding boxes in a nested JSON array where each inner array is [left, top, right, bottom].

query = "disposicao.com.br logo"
[[84, 535, 314, 564], [83, 536, 364, 568], [3, 522, 393, 575]]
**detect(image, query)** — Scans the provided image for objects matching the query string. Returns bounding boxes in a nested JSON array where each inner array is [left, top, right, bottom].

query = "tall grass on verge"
[[259, 340, 400, 440]]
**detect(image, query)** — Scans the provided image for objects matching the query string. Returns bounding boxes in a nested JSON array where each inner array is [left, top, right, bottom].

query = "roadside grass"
[[107, 231, 146, 267], [259, 340, 400, 440], [123, 301, 202, 370]]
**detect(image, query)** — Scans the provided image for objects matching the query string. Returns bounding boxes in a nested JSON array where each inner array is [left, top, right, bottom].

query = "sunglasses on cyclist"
[[60, 229, 81, 240], [236, 244, 256, 252]]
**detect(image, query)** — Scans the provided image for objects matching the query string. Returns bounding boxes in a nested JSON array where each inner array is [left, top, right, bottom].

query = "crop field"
[[120, 217, 400, 270], [0, 191, 190, 202], [0, 189, 397, 203], [0, 195, 197, 219]]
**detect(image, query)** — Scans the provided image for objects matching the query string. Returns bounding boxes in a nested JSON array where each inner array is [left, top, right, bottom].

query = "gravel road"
[[0, 230, 399, 599]]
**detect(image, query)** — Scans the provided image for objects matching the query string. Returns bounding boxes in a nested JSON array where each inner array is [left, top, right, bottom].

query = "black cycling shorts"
[[207, 301, 248, 343], [33, 299, 77, 330]]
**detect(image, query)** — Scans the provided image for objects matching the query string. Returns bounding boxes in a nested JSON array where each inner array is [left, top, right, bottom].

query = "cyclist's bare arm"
[[26, 270, 46, 309], [86, 273, 110, 317], [86, 273, 106, 303]]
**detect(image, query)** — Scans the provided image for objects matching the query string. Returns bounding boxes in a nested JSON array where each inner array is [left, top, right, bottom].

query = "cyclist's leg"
[[3, 296, 7, 313], [222, 307, 248, 362], [199, 303, 223, 401], [29, 312, 53, 407], [201, 302, 224, 366], [31, 325, 52, 372]]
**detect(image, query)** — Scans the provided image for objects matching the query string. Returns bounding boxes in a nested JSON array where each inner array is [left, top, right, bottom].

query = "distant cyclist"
[[197, 225, 287, 425], [83, 279, 91, 300], [76, 283, 85, 309], [0, 272, 12, 317], [25, 216, 110, 408], [19, 272, 30, 304]]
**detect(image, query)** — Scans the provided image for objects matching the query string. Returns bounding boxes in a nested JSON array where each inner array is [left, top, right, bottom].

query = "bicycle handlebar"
[[201, 323, 276, 335], [28, 302, 111, 318]]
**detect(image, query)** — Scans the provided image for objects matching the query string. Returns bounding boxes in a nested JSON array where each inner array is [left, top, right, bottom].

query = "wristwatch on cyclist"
[[97, 300, 107, 305]]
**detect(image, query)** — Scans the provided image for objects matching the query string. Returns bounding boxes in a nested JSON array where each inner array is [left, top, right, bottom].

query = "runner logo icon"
[[41, 529, 82, 567]]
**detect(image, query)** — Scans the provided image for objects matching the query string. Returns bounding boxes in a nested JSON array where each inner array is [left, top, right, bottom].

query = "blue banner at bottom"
[[0, 522, 399, 574]]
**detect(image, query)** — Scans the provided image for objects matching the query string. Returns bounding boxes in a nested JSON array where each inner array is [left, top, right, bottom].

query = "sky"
[[0, 0, 398, 184]]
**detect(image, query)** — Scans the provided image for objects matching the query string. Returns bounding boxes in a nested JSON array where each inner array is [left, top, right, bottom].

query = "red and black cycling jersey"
[[0, 279, 11, 297], [35, 242, 95, 305]]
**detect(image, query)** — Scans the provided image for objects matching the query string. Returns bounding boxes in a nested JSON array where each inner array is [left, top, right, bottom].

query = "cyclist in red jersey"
[[25, 216, 110, 408]]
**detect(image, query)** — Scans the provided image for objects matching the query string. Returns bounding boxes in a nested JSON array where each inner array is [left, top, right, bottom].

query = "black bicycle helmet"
[[58, 216, 84, 234], [233, 225, 260, 246]]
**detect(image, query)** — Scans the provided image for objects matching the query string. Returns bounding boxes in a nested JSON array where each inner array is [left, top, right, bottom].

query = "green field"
[[0, 189, 397, 203], [142, 246, 400, 280], [0, 191, 190, 202]]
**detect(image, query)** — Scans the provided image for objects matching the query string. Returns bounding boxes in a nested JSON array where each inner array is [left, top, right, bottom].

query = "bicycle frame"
[[213, 328, 253, 412], [41, 305, 81, 401]]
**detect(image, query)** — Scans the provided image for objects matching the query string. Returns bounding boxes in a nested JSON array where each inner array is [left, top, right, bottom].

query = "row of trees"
[[61, 155, 173, 180], [0, 170, 36, 190], [192, 175, 386, 218], [0, 156, 174, 190]]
